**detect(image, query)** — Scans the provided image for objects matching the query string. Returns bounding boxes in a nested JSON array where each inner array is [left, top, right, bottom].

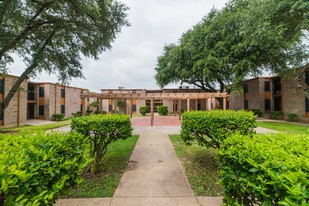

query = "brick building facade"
[[228, 73, 309, 121], [0, 74, 28, 127], [100, 87, 219, 115]]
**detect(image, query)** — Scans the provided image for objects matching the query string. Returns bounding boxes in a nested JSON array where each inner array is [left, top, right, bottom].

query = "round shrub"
[[157, 106, 168, 116], [139, 106, 148, 116]]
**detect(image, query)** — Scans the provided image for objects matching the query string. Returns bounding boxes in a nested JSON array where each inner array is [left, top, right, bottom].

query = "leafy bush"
[[249, 109, 262, 117], [218, 133, 309, 206], [270, 111, 283, 119], [0, 131, 91, 206], [181, 110, 256, 149], [287, 113, 298, 121], [72, 111, 83, 117], [139, 106, 148, 116], [94, 110, 107, 115], [71, 114, 133, 173], [157, 106, 168, 116], [51, 113, 65, 121]]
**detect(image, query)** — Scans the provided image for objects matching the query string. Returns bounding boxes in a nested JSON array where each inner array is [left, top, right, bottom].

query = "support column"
[[99, 99, 102, 112], [223, 97, 227, 110], [151, 98, 154, 126], [205, 98, 209, 111], [17, 90, 20, 126], [112, 99, 115, 113], [178, 99, 182, 120], [82, 98, 86, 116], [187, 98, 190, 112], [130, 98, 133, 118], [195, 99, 198, 110]]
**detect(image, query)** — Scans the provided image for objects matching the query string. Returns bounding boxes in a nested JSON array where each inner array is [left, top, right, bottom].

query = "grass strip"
[[63, 135, 138, 198], [1, 120, 70, 133], [256, 121, 309, 134], [170, 134, 223, 196]]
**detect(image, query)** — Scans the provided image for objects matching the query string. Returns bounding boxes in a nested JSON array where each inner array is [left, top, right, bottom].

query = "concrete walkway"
[[54, 125, 277, 206]]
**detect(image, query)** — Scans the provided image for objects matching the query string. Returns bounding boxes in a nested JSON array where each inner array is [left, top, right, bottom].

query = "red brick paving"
[[131, 116, 181, 127]]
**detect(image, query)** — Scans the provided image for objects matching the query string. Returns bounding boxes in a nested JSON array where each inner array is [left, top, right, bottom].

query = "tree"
[[0, 0, 129, 114], [155, 0, 308, 93]]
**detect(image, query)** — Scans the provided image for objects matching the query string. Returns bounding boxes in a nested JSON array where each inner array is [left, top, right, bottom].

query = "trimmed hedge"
[[181, 110, 256, 148], [218, 133, 309, 206], [0, 131, 91, 206], [71, 114, 133, 173], [51, 113, 64, 121], [270, 111, 283, 120], [157, 106, 168, 116], [287, 113, 298, 121], [139, 106, 148, 116], [249, 109, 262, 117]]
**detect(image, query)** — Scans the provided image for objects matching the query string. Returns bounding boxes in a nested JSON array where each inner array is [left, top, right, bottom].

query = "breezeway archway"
[[81, 92, 228, 126]]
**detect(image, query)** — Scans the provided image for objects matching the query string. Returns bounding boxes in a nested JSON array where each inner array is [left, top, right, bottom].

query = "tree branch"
[[0, 28, 57, 114], [0, 1, 53, 61]]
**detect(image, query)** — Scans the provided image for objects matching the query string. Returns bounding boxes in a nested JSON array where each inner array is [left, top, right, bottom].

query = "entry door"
[[273, 97, 282, 111], [27, 104, 35, 119]]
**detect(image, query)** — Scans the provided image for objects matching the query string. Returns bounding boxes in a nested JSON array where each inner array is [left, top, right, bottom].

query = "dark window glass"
[[306, 98, 309, 113], [305, 72, 309, 85], [87, 98, 89, 101], [39, 105, 44, 116], [273, 79, 281, 95], [244, 100, 248, 109], [0, 79, 4, 94], [39, 87, 44, 97], [0, 103, 3, 120], [61, 89, 65, 98], [244, 84, 248, 93], [132, 105, 136, 112], [264, 81, 270, 92], [265, 100, 270, 110], [87, 106, 89, 111], [109, 105, 112, 112], [61, 105, 65, 114], [80, 104, 83, 111]]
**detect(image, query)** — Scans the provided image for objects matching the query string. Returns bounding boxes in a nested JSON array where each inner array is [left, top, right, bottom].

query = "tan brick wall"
[[246, 78, 264, 111], [228, 90, 244, 110], [281, 78, 306, 118], [3, 76, 27, 127], [65, 87, 83, 117]]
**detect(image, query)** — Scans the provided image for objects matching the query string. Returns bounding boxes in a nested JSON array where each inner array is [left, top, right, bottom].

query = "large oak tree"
[[0, 0, 129, 114], [155, 0, 308, 93]]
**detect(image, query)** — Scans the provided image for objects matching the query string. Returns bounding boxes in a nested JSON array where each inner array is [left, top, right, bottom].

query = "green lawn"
[[63, 135, 138, 198], [170, 135, 223, 196], [1, 120, 70, 133], [257, 121, 309, 134]]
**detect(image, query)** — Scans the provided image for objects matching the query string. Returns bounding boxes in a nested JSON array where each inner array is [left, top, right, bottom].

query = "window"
[[244, 84, 248, 93], [39, 87, 44, 97], [39, 105, 44, 116], [305, 72, 309, 85], [265, 100, 270, 110], [306, 98, 309, 113], [264, 81, 270, 92], [87, 106, 90, 111], [109, 105, 112, 112], [0, 103, 3, 120], [61, 105, 65, 114], [244, 100, 248, 109], [132, 105, 136, 112], [61, 88, 65, 98], [80, 104, 83, 111], [0, 79, 4, 94], [87, 98, 89, 102]]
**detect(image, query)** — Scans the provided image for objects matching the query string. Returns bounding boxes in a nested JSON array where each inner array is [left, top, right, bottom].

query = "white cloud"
[[8, 0, 229, 92]]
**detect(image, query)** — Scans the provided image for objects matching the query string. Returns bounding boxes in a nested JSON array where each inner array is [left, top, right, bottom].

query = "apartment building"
[[100, 87, 219, 115], [0, 74, 28, 127], [228, 72, 309, 121], [27, 82, 96, 120]]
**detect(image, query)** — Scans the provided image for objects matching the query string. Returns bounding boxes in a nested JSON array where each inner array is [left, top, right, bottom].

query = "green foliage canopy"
[[155, 0, 308, 92], [0, 0, 129, 113]]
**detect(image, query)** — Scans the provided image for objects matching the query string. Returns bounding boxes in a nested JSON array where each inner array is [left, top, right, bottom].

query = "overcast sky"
[[9, 0, 229, 92]]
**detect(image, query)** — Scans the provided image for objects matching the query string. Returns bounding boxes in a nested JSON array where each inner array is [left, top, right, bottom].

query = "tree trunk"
[[0, 63, 37, 115]]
